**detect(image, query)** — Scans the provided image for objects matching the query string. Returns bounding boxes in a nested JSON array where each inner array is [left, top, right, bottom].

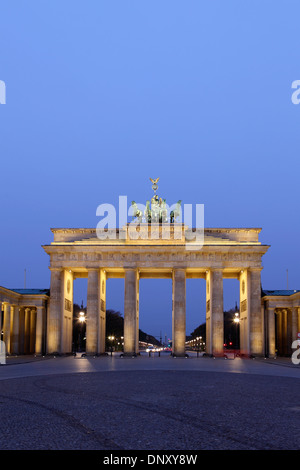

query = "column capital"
[[173, 268, 186, 278]]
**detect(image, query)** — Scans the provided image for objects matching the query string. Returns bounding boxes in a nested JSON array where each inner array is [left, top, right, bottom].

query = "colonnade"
[[47, 266, 266, 357], [265, 306, 300, 356], [0, 303, 46, 355], [2, 226, 298, 358], [2, 273, 299, 358]]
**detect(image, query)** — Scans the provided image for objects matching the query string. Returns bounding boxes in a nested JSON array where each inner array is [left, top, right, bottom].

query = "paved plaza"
[[0, 353, 299, 451]]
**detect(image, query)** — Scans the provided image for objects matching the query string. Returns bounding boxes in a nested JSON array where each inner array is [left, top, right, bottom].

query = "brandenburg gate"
[[1, 180, 299, 358], [42, 184, 270, 357]]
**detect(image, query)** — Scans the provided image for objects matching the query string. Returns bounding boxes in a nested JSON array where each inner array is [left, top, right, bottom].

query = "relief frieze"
[[51, 248, 261, 267]]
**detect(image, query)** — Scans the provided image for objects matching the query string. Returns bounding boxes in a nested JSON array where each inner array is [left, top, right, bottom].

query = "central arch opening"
[[106, 277, 124, 353], [73, 277, 87, 353], [139, 277, 172, 352], [186, 278, 206, 353]]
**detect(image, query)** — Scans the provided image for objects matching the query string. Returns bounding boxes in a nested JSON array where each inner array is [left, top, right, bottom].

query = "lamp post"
[[108, 335, 115, 356], [0, 306, 3, 342], [78, 304, 86, 352], [233, 303, 240, 351]]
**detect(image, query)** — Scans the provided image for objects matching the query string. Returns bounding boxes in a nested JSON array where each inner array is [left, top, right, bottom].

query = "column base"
[[120, 352, 138, 358], [172, 352, 189, 358], [46, 352, 74, 357]]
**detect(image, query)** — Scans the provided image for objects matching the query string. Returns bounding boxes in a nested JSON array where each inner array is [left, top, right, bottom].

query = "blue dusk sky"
[[0, 1, 299, 340]]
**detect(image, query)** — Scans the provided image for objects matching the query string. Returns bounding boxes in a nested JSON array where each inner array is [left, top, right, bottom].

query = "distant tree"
[[105, 309, 161, 349], [224, 308, 240, 349], [72, 305, 161, 352], [189, 306, 240, 350], [106, 309, 124, 351], [72, 303, 86, 352], [139, 330, 162, 347], [190, 323, 206, 342], [106, 309, 124, 337]]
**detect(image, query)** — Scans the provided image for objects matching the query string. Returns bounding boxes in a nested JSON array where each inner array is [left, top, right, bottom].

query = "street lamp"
[[79, 311, 85, 323], [108, 336, 115, 356], [234, 313, 240, 323], [234, 301, 240, 323], [78, 303, 86, 352], [233, 302, 240, 350]]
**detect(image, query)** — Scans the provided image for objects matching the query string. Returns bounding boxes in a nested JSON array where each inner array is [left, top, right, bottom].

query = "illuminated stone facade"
[[0, 288, 49, 355], [42, 224, 269, 357], [1, 225, 299, 357]]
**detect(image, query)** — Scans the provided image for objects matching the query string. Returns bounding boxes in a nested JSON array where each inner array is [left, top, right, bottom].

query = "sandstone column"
[[86, 269, 99, 355], [19, 307, 25, 354], [172, 269, 186, 357], [35, 306, 45, 355], [47, 268, 63, 354], [30, 309, 37, 354], [61, 269, 74, 354], [286, 309, 293, 355], [239, 270, 250, 356], [276, 310, 282, 355], [281, 309, 288, 356], [249, 269, 264, 356], [124, 268, 138, 355], [206, 269, 223, 356], [3, 303, 11, 354], [136, 271, 140, 354], [0, 303, 3, 337], [10, 305, 20, 355], [267, 306, 276, 357], [24, 308, 31, 354], [98, 269, 106, 354], [292, 307, 299, 343]]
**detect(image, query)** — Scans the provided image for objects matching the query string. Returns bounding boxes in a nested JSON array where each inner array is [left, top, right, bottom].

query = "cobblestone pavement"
[[0, 354, 299, 451]]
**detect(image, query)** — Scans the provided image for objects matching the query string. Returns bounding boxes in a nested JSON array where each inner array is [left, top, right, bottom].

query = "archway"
[[139, 277, 172, 352]]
